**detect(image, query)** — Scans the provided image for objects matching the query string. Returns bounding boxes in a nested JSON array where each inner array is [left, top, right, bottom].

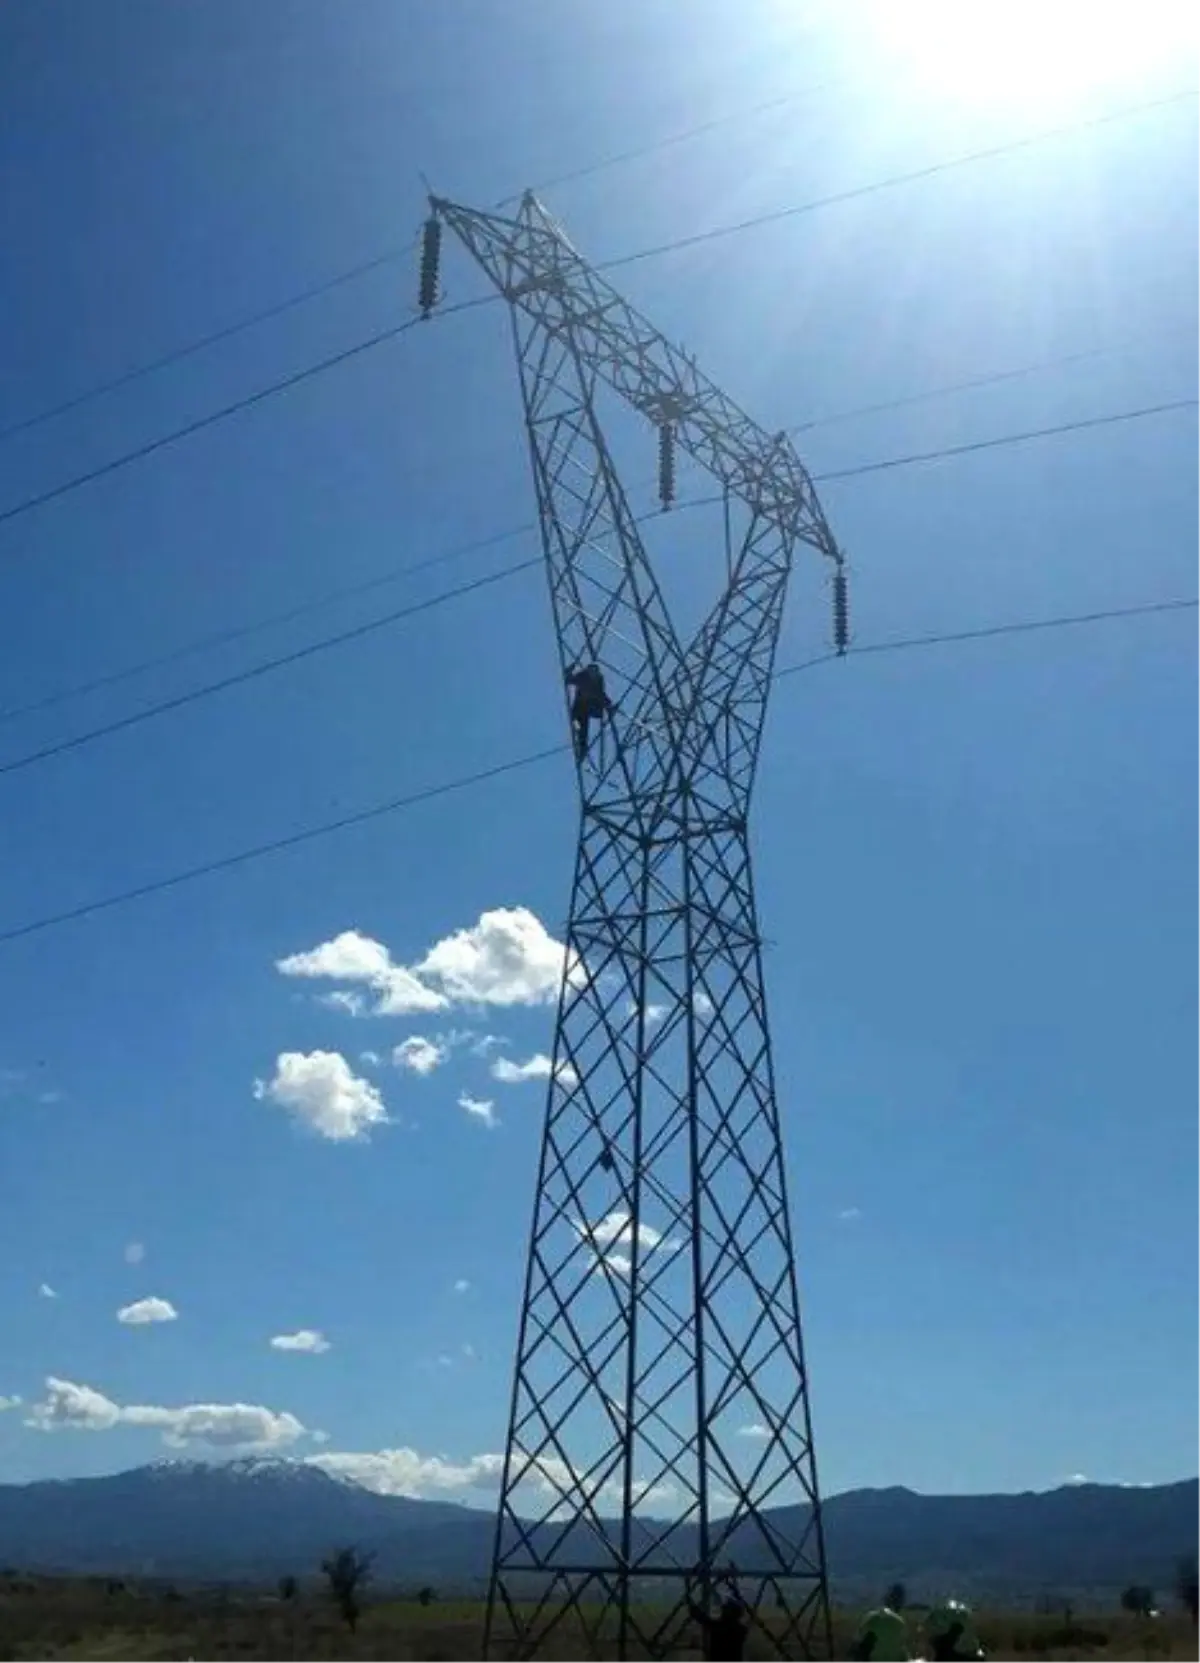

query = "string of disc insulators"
[[417, 213, 850, 656]]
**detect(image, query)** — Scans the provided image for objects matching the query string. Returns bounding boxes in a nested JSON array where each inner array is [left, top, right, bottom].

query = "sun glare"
[[859, 0, 1196, 114]]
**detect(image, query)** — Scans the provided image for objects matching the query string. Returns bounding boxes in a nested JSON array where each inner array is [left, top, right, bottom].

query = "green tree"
[[1177, 1555, 1198, 1623], [278, 1574, 298, 1602], [417, 1585, 437, 1606], [321, 1545, 375, 1632], [884, 1582, 907, 1611], [1120, 1584, 1155, 1617]]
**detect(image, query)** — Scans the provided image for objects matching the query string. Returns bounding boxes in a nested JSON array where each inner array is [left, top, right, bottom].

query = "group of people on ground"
[[685, 1589, 985, 1661], [852, 1597, 985, 1660]]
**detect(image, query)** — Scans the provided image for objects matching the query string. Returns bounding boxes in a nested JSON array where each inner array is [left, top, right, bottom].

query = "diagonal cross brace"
[[435, 193, 840, 824], [432, 194, 839, 555], [431, 192, 836, 1661]]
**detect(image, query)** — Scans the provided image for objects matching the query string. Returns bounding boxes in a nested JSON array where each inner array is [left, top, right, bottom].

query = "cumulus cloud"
[[26, 1377, 307, 1452], [625, 1001, 668, 1029], [38, 1283, 58, 1299], [490, 1053, 578, 1087], [0, 1395, 21, 1412], [254, 1051, 387, 1141], [270, 1330, 331, 1354], [457, 1093, 497, 1130], [453, 1279, 471, 1294], [276, 910, 575, 1021], [573, 1210, 680, 1278], [737, 1422, 770, 1440], [117, 1297, 178, 1326], [308, 1445, 672, 1512], [123, 1242, 145, 1265], [837, 1207, 862, 1222], [578, 1211, 664, 1252], [393, 1036, 446, 1076], [276, 930, 448, 1018], [418, 908, 571, 1007], [311, 1446, 505, 1498]]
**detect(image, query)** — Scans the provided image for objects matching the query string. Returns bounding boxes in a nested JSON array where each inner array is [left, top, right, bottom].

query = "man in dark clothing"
[[688, 1595, 749, 1662], [926, 1599, 985, 1661], [565, 662, 613, 761]]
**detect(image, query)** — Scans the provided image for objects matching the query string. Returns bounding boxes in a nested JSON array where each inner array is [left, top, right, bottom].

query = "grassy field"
[[0, 1577, 1196, 1661]]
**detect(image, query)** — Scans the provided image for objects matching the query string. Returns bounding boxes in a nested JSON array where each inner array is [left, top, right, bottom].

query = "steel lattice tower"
[[425, 193, 847, 1661]]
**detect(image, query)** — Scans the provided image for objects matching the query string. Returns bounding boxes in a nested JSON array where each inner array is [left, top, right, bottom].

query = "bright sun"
[[859, 0, 1196, 113]]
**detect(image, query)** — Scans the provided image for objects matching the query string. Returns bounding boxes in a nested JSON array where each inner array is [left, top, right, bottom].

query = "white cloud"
[[27, 1377, 307, 1452], [254, 1051, 387, 1141], [359, 1050, 382, 1067], [276, 910, 574, 1020], [625, 1001, 668, 1029], [457, 1093, 497, 1130], [1063, 1472, 1090, 1485], [117, 1297, 178, 1326], [123, 1242, 145, 1265], [737, 1422, 770, 1440], [270, 1329, 331, 1354], [574, 1210, 679, 1278], [0, 1395, 21, 1412], [453, 1279, 471, 1294], [837, 1207, 862, 1222], [490, 1053, 578, 1087], [308, 1446, 671, 1513], [393, 1036, 446, 1076], [319, 990, 367, 1016], [27, 1378, 121, 1431], [578, 1210, 663, 1252], [276, 930, 448, 1018], [38, 1283, 58, 1299], [417, 907, 571, 1007], [470, 1034, 508, 1056], [311, 1446, 505, 1498]]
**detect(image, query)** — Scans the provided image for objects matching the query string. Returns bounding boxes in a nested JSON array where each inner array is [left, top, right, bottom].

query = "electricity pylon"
[[425, 193, 847, 1661]]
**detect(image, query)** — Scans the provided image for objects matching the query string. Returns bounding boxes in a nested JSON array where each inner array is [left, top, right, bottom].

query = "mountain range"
[[0, 1460, 1194, 1606]]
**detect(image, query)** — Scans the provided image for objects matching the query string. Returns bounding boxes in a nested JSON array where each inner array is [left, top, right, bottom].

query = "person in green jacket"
[[850, 1605, 914, 1660]]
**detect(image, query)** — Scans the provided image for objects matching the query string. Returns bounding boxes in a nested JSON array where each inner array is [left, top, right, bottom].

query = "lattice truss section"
[[428, 193, 847, 1660]]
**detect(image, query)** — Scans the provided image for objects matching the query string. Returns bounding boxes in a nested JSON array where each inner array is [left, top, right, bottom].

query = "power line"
[[0, 341, 1147, 729], [2, 87, 1192, 536], [597, 88, 1198, 275], [0, 594, 1192, 947], [776, 596, 1199, 678], [0, 246, 415, 446], [812, 398, 1198, 481], [0, 313, 436, 531], [0, 337, 1123, 721], [0, 743, 568, 946], [0, 558, 538, 779], [493, 84, 836, 205], [1, 395, 1193, 758], [0, 83, 838, 447], [787, 341, 1136, 434], [0, 519, 538, 726]]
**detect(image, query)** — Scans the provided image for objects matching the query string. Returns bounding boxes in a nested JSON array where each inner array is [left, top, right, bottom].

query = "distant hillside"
[[0, 1460, 1193, 1605]]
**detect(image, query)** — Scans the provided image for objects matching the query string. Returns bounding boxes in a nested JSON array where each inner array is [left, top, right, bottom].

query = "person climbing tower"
[[565, 662, 613, 762], [687, 1593, 750, 1662]]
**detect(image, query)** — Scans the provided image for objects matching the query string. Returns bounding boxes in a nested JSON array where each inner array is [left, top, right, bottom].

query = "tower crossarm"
[[431, 193, 840, 557]]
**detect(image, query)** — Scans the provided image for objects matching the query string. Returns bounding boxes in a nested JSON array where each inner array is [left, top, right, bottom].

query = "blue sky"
[[0, 0, 1195, 1506]]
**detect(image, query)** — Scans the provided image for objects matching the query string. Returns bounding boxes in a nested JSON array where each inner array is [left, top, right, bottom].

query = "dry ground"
[[1, 1577, 1196, 1661]]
